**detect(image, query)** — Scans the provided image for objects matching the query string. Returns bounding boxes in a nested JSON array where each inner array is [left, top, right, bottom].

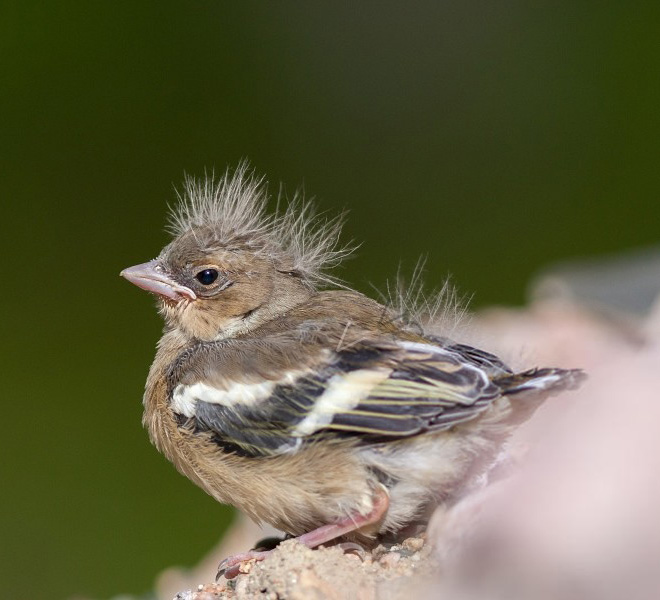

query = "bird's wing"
[[170, 338, 503, 458]]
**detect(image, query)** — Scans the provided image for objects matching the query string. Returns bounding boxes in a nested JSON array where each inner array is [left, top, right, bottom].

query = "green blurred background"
[[2, 2, 659, 598]]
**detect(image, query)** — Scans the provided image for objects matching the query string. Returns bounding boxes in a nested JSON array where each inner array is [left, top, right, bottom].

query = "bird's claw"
[[335, 541, 367, 557], [215, 549, 274, 581]]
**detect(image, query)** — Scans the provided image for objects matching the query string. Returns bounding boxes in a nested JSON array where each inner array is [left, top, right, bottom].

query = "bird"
[[120, 165, 584, 579]]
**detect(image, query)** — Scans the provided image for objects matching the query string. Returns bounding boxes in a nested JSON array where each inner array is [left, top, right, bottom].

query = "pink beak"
[[120, 260, 197, 302]]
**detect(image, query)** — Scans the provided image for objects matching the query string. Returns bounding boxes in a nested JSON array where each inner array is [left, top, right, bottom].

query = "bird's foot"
[[216, 549, 274, 580], [216, 487, 389, 579]]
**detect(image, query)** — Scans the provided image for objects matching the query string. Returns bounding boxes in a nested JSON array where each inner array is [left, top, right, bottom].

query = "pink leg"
[[217, 489, 390, 580]]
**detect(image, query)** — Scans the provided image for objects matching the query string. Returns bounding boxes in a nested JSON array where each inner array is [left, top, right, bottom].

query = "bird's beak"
[[120, 260, 197, 302]]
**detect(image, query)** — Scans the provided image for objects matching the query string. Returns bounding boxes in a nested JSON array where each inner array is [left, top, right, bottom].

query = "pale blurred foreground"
[[431, 247, 660, 600], [108, 247, 660, 600]]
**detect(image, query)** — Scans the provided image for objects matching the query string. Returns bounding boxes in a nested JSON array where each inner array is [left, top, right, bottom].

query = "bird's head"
[[121, 165, 351, 341]]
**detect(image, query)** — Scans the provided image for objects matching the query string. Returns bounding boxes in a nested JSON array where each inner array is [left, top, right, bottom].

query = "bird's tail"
[[496, 367, 586, 397], [491, 367, 586, 430]]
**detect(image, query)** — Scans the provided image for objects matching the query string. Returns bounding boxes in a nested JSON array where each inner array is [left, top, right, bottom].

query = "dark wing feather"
[[174, 340, 504, 458], [324, 342, 500, 438]]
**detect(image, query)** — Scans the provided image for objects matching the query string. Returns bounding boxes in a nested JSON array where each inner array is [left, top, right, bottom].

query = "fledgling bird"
[[121, 165, 583, 578]]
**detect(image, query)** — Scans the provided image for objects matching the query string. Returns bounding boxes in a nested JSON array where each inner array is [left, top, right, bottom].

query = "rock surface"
[[173, 537, 436, 600]]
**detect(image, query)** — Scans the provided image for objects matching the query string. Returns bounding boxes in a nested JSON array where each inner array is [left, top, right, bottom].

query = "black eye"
[[195, 269, 219, 285]]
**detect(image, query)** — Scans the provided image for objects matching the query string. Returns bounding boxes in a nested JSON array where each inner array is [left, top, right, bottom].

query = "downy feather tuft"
[[380, 258, 471, 340]]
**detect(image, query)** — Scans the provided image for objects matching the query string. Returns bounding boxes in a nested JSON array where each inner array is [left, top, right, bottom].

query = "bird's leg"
[[217, 488, 390, 580]]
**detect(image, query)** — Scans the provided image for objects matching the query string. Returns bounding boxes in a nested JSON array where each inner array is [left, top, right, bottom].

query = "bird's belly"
[[173, 431, 378, 536]]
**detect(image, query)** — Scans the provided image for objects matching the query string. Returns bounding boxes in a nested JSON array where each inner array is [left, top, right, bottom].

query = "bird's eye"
[[195, 269, 219, 285]]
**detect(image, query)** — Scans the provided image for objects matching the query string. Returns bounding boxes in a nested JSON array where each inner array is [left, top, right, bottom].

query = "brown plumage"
[[121, 165, 584, 578]]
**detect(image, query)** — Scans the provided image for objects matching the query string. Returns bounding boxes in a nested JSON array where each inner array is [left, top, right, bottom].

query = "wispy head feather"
[[167, 163, 353, 287]]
